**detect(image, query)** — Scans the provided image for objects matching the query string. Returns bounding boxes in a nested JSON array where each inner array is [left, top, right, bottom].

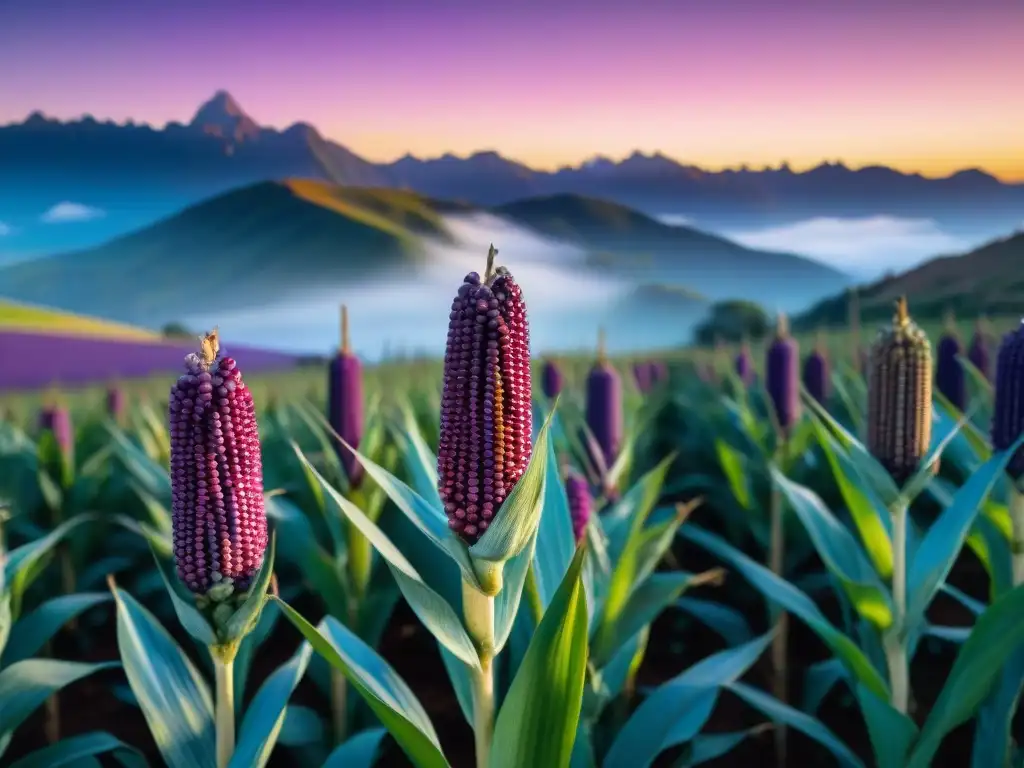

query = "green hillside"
[[0, 299, 160, 339], [493, 193, 845, 286], [0, 181, 455, 326], [796, 231, 1024, 328]]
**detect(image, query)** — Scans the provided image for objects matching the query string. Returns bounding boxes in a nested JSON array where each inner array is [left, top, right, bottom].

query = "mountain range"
[[0, 181, 846, 347], [795, 230, 1024, 328], [2, 90, 1022, 257]]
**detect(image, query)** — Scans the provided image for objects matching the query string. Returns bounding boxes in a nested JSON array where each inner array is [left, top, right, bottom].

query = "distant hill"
[[493, 193, 848, 301], [794, 230, 1024, 327], [2, 90, 1022, 255], [0, 181, 458, 324], [0, 182, 847, 328], [0, 299, 161, 340]]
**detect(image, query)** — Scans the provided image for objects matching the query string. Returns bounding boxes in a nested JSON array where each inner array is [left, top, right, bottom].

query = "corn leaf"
[[276, 706, 323, 747], [530, 431, 575, 609], [908, 583, 1024, 768], [970, 648, 1024, 768], [853, 686, 918, 768], [7, 731, 145, 768], [0, 659, 118, 760], [265, 497, 349, 619], [396, 402, 439, 497], [273, 604, 450, 768], [150, 548, 218, 647], [772, 469, 893, 630], [803, 391, 900, 506], [2, 592, 110, 666], [715, 439, 753, 511], [906, 441, 1023, 630], [322, 727, 388, 768], [438, 647, 474, 725], [813, 419, 893, 577], [681, 525, 889, 700], [110, 584, 215, 768], [229, 642, 312, 768], [297, 451, 479, 668], [298, 436, 480, 590], [595, 570, 717, 667], [5, 513, 95, 585], [223, 533, 277, 642], [471, 407, 554, 564], [673, 597, 753, 646], [604, 632, 773, 768], [106, 425, 171, 503], [493, 531, 537, 653], [234, 600, 280, 708], [673, 728, 770, 768], [802, 658, 848, 714], [489, 544, 588, 768], [727, 681, 865, 768], [600, 454, 676, 566]]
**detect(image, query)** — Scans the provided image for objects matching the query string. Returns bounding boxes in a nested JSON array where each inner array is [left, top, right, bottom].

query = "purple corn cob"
[[106, 386, 126, 422], [633, 362, 653, 394], [169, 330, 268, 595], [735, 342, 754, 386], [39, 405, 73, 458], [992, 320, 1024, 479], [565, 468, 592, 543], [968, 318, 992, 380], [541, 358, 563, 399], [766, 314, 801, 432], [328, 305, 365, 487], [585, 329, 623, 471], [936, 313, 966, 412], [802, 335, 831, 405], [437, 246, 532, 544]]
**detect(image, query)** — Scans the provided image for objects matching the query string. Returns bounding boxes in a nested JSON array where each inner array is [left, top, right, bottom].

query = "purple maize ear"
[[169, 330, 268, 596], [437, 247, 532, 544]]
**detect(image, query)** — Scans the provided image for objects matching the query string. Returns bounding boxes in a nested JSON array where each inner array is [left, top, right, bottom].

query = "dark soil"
[[2, 548, 1004, 768]]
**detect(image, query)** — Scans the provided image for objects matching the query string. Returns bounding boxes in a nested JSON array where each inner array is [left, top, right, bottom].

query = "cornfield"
[[1, 262, 1024, 768]]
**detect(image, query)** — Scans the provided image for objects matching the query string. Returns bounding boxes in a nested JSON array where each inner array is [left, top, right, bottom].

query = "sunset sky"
[[1, 0, 1021, 179]]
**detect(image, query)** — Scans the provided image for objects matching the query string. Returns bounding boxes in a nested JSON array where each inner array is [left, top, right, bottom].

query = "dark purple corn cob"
[[935, 312, 966, 412], [968, 317, 992, 380], [867, 298, 933, 486], [437, 246, 532, 544], [585, 328, 623, 470], [328, 305, 365, 488], [766, 314, 801, 433], [735, 342, 754, 386], [992, 320, 1024, 479], [565, 468, 592, 543], [39, 405, 73, 458], [633, 362, 653, 394], [106, 386, 126, 422], [541, 358, 563, 399], [169, 330, 268, 595], [802, 334, 831, 405]]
